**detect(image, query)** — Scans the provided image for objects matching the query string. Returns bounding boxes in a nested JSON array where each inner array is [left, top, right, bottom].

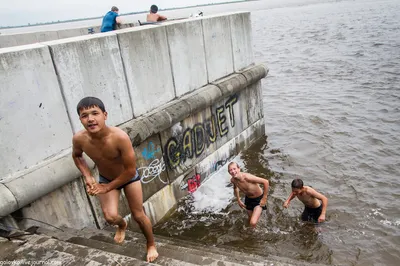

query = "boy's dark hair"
[[76, 97, 106, 115], [291, 179, 303, 189], [111, 6, 119, 12], [150, 5, 158, 13]]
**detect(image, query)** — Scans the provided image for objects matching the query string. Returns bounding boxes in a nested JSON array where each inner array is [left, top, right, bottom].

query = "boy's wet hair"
[[76, 97, 106, 115], [291, 178, 304, 189], [228, 162, 240, 169], [150, 5, 158, 13]]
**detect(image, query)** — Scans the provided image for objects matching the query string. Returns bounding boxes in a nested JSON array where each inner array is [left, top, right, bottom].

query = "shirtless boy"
[[72, 97, 158, 262], [228, 162, 269, 228], [283, 179, 328, 223], [146, 5, 167, 22]]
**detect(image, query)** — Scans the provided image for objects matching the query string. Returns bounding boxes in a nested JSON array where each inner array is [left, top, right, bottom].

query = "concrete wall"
[[47, 33, 133, 132], [117, 26, 175, 116], [0, 44, 72, 179], [165, 19, 208, 96], [0, 23, 136, 49], [0, 12, 266, 230], [4, 74, 266, 230]]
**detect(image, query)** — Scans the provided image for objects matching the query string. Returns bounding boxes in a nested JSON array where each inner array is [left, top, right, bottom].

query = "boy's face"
[[291, 188, 303, 196], [228, 164, 240, 177], [78, 106, 107, 133]]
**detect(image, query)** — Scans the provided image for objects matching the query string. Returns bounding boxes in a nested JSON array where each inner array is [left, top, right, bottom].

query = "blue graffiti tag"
[[141, 141, 161, 160]]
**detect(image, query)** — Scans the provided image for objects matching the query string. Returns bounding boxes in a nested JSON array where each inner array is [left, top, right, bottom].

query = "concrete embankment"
[[0, 23, 136, 48], [0, 12, 267, 230]]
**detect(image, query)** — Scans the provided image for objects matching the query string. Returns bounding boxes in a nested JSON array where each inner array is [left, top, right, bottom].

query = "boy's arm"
[[283, 192, 296, 208], [233, 184, 245, 209], [92, 132, 136, 194], [72, 135, 95, 190], [116, 16, 122, 25], [157, 14, 167, 21], [246, 174, 269, 206], [308, 188, 328, 222]]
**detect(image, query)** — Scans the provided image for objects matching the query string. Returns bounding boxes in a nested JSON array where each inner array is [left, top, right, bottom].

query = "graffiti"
[[138, 157, 168, 184], [164, 95, 238, 169], [141, 141, 161, 160], [180, 173, 201, 193], [225, 96, 238, 128], [214, 159, 228, 171], [188, 174, 201, 193]]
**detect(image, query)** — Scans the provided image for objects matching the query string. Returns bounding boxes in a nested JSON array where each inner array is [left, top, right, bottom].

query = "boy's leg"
[[301, 207, 309, 222], [246, 210, 253, 226], [124, 181, 158, 262], [98, 190, 127, 243], [249, 206, 263, 228]]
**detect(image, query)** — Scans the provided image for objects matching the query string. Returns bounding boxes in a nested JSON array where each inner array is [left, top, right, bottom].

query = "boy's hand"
[[85, 176, 96, 195], [260, 198, 267, 207], [91, 183, 111, 195], [318, 214, 326, 223], [238, 200, 246, 209], [283, 201, 289, 208]]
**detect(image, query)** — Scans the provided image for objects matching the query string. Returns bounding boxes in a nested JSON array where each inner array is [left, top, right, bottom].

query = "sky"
[[0, 0, 238, 27]]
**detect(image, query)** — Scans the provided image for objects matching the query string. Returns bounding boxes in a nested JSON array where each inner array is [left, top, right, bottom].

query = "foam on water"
[[190, 163, 234, 213]]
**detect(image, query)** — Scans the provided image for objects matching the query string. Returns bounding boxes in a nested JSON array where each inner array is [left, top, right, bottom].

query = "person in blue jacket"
[[101, 6, 122, 32]]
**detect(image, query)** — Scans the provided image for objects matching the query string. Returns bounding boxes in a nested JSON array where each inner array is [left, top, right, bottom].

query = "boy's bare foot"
[[146, 245, 159, 262], [114, 219, 128, 243]]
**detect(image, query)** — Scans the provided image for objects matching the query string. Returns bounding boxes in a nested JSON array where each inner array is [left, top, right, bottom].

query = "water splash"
[[190, 164, 234, 213]]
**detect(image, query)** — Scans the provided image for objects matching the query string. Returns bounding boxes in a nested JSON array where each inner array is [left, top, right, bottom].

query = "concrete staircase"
[[0, 226, 325, 266]]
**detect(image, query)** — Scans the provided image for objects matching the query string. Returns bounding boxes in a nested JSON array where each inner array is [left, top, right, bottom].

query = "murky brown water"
[[154, 0, 400, 265]]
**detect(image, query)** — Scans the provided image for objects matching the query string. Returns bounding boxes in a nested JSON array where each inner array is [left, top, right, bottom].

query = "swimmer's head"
[[77, 96, 106, 115], [111, 6, 119, 13], [228, 162, 240, 177], [291, 178, 304, 195], [150, 5, 158, 13], [77, 97, 108, 133]]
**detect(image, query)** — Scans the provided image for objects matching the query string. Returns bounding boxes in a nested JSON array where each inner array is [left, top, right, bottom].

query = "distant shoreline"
[[0, 0, 257, 29]]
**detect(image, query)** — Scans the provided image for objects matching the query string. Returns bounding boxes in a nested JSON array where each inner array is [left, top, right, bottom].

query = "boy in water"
[[146, 5, 167, 22], [283, 179, 328, 223], [72, 97, 158, 262], [228, 162, 269, 228]]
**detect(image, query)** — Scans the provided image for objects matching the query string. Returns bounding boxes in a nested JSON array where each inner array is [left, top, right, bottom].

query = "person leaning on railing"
[[101, 6, 122, 32]]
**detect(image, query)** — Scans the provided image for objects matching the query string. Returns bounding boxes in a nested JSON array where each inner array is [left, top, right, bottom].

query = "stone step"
[[82, 227, 267, 266], [79, 227, 323, 266], [33, 226, 327, 266], [36, 226, 298, 266], [1, 235, 152, 266], [0, 235, 103, 266], [67, 235, 205, 266]]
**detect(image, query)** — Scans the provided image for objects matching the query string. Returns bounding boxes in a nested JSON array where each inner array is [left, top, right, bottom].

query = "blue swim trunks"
[[99, 170, 140, 190]]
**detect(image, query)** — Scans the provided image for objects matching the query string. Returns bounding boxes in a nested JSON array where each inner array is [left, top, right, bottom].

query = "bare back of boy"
[[231, 173, 263, 198], [296, 186, 321, 208], [146, 13, 166, 22]]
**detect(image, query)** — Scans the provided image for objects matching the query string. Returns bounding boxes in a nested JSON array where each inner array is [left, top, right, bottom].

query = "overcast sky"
[[0, 0, 237, 26]]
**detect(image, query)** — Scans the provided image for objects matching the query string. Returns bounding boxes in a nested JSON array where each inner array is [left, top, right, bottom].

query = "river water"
[[154, 0, 400, 265]]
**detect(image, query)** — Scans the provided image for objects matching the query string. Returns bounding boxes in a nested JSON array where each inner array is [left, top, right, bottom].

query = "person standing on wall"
[[146, 5, 167, 22], [101, 6, 122, 32], [72, 97, 159, 262]]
